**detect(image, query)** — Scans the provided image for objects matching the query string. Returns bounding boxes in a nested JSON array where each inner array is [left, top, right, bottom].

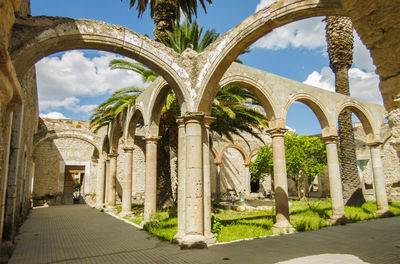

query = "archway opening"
[[284, 101, 328, 199], [335, 106, 374, 204]]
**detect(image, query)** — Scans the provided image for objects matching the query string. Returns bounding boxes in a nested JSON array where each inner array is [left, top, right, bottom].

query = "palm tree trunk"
[[326, 16, 365, 206], [153, 0, 178, 40], [336, 68, 365, 206]]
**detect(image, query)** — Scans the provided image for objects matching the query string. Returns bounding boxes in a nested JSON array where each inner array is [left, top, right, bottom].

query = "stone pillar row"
[[96, 120, 390, 249]]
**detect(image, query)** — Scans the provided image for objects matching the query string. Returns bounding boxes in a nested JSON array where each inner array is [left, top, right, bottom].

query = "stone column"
[[142, 136, 159, 224], [122, 147, 134, 214], [95, 157, 106, 207], [203, 116, 216, 245], [244, 164, 251, 198], [0, 109, 13, 243], [4, 104, 24, 240], [368, 142, 389, 214], [173, 118, 186, 243], [107, 153, 118, 207], [215, 162, 221, 198], [104, 158, 110, 204], [181, 112, 206, 248], [323, 136, 346, 222], [268, 128, 294, 234]]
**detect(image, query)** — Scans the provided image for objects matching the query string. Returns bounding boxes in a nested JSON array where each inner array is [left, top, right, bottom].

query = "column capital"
[[108, 152, 118, 159], [145, 136, 161, 144], [123, 146, 134, 153], [183, 112, 204, 124], [267, 128, 287, 138], [203, 116, 216, 128], [176, 117, 185, 127], [322, 136, 339, 144], [367, 141, 383, 148]]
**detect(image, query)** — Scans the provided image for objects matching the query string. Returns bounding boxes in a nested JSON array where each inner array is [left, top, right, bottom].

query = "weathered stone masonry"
[[2, 0, 400, 250]]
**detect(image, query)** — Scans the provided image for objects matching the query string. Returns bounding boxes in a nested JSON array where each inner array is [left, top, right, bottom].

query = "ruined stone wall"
[[33, 138, 94, 202], [0, 0, 36, 245], [32, 118, 105, 205], [354, 122, 400, 201]]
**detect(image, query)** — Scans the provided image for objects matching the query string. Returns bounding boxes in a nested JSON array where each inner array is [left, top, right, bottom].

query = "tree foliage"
[[250, 132, 327, 197], [123, 0, 212, 22]]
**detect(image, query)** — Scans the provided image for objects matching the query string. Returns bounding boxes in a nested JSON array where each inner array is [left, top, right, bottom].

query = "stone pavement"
[[9, 205, 400, 264]]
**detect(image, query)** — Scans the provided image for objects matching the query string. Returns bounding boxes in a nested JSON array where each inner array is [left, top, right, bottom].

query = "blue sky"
[[31, 0, 381, 135]]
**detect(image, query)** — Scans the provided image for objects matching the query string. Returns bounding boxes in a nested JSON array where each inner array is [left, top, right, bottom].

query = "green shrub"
[[211, 215, 223, 237]]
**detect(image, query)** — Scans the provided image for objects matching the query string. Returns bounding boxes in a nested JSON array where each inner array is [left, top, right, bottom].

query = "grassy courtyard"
[[122, 200, 400, 243]]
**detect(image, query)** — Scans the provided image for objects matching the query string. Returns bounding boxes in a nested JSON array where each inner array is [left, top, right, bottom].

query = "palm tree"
[[90, 19, 267, 205], [106, 19, 266, 143], [325, 16, 365, 206], [89, 86, 143, 132], [123, 0, 212, 40]]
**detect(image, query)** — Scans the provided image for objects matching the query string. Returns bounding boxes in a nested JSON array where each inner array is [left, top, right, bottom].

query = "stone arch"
[[218, 145, 250, 166], [10, 16, 189, 107], [148, 79, 173, 129], [196, 0, 345, 112], [101, 135, 110, 156], [124, 107, 145, 148], [335, 101, 376, 141], [250, 147, 261, 161], [217, 67, 278, 120], [91, 147, 99, 160], [219, 145, 250, 196], [283, 93, 331, 135], [34, 132, 100, 155], [210, 147, 219, 164], [110, 121, 122, 153]]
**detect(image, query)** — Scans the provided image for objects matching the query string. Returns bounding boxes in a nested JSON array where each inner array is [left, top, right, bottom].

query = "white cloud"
[[303, 67, 335, 92], [39, 96, 97, 114], [254, 1, 326, 50], [348, 68, 382, 104], [253, 15, 326, 50], [353, 31, 376, 72], [39, 112, 70, 119], [35, 50, 146, 113], [302, 66, 382, 105], [286, 125, 296, 133], [253, 1, 378, 73]]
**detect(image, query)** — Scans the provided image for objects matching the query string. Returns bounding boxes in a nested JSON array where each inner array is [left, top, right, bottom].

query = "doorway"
[[63, 165, 85, 204]]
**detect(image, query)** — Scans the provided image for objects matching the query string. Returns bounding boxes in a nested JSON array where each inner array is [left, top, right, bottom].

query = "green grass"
[[143, 211, 177, 241], [122, 200, 400, 243], [213, 210, 275, 242]]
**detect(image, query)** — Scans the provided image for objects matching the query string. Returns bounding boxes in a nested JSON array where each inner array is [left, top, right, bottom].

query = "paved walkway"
[[9, 205, 400, 264]]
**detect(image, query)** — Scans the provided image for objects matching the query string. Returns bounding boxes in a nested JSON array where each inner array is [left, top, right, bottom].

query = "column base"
[[171, 232, 184, 244], [205, 233, 217, 245], [374, 209, 392, 217], [328, 214, 348, 225], [119, 211, 132, 217], [272, 221, 295, 234], [179, 235, 207, 249], [95, 203, 105, 209]]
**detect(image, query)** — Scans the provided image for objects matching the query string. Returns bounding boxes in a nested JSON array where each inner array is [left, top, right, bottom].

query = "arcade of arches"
[[1, 0, 400, 249]]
